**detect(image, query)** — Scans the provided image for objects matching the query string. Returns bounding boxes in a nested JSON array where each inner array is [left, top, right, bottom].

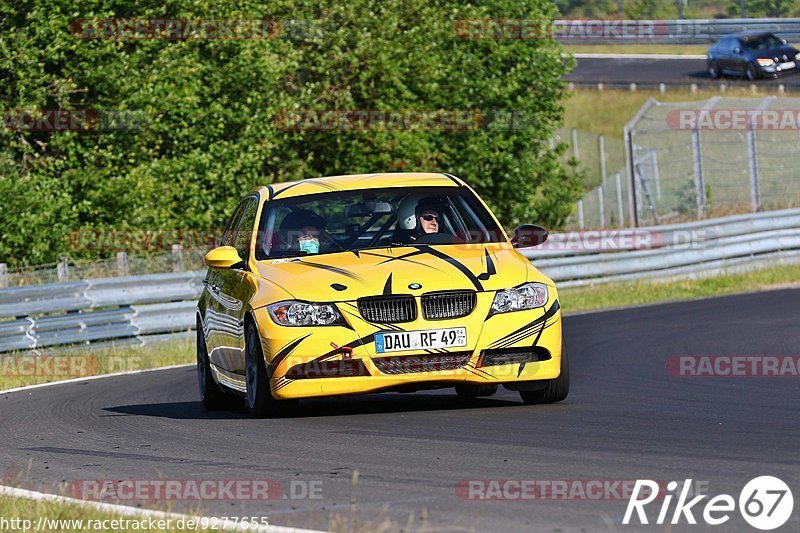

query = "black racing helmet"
[[279, 209, 327, 232]]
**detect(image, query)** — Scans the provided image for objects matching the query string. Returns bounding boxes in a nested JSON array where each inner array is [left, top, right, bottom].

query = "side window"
[[220, 203, 246, 247], [233, 198, 258, 259]]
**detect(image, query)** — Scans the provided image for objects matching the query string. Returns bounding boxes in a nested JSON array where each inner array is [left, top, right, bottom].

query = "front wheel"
[[245, 321, 298, 418], [745, 63, 759, 81], [708, 60, 720, 79], [519, 339, 570, 405]]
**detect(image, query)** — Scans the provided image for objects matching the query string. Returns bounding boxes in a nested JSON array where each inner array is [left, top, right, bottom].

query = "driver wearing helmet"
[[394, 196, 445, 244]]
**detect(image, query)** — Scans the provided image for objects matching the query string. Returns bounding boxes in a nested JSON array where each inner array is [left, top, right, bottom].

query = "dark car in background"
[[707, 31, 800, 80]]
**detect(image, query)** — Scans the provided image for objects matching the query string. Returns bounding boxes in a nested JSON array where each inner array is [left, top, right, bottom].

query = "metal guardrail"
[[525, 209, 800, 286], [554, 18, 800, 44], [0, 210, 797, 352]]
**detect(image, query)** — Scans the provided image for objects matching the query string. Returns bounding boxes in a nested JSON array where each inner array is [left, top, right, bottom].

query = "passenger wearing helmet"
[[279, 209, 327, 254]]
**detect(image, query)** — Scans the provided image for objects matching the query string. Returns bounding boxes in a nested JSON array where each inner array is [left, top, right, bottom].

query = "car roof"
[[250, 172, 465, 200], [726, 31, 776, 40]]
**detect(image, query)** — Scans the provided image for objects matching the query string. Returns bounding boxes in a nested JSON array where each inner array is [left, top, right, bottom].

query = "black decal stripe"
[[271, 179, 338, 199], [465, 362, 495, 378], [477, 248, 496, 281], [376, 249, 428, 264], [442, 173, 462, 187], [418, 246, 484, 291], [383, 273, 393, 295], [270, 334, 312, 370], [488, 300, 560, 349], [497, 313, 559, 350], [297, 260, 367, 283]]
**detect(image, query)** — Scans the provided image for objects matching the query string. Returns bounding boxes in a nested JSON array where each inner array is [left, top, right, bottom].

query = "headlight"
[[795, 52, 800, 61], [491, 283, 549, 315], [757, 58, 775, 66], [268, 301, 345, 326]]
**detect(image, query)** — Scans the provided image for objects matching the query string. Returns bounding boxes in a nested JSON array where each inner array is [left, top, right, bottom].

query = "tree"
[[0, 0, 581, 265]]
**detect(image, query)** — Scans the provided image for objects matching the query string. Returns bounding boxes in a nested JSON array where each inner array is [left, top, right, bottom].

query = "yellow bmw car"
[[197, 172, 567, 417]]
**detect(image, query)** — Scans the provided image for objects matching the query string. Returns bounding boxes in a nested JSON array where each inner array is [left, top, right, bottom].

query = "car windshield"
[[741, 34, 784, 50], [255, 186, 506, 259]]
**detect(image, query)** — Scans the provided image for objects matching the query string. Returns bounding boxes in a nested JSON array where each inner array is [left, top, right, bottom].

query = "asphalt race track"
[[567, 56, 800, 89], [2, 289, 799, 532]]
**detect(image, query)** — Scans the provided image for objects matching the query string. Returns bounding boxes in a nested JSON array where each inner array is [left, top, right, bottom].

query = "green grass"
[[563, 87, 775, 140], [0, 337, 194, 391], [0, 494, 217, 532], [559, 264, 800, 313], [565, 44, 708, 55]]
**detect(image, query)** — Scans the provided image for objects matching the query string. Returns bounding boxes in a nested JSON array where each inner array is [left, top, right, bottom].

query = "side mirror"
[[204, 246, 244, 269], [512, 224, 548, 248]]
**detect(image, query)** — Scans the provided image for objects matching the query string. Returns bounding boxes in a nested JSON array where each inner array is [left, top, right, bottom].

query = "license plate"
[[780, 61, 796, 69], [375, 327, 467, 353]]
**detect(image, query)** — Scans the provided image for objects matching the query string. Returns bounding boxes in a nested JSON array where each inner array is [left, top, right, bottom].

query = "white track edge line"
[[0, 363, 194, 396], [0, 484, 324, 532], [573, 52, 707, 59]]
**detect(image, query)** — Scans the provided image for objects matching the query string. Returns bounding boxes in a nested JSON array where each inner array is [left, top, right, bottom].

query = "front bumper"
[[253, 292, 563, 400]]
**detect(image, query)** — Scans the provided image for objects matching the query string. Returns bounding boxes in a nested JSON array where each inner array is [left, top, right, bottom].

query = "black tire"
[[245, 321, 298, 418], [519, 339, 570, 405], [708, 60, 720, 79], [455, 384, 498, 398], [745, 63, 759, 81], [197, 320, 229, 410]]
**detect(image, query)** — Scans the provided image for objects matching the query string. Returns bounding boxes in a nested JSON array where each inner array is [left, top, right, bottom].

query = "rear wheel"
[[197, 320, 229, 410], [245, 321, 298, 418], [455, 384, 498, 398], [519, 340, 570, 405]]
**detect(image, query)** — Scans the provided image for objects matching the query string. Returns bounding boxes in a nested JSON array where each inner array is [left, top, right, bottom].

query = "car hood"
[[253, 243, 546, 303]]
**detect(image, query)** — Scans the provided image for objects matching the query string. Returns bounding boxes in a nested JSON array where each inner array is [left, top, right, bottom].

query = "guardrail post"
[[0, 263, 6, 288], [747, 96, 774, 212], [571, 128, 579, 160], [57, 258, 69, 282], [117, 251, 129, 276], [614, 173, 624, 227], [172, 244, 184, 272], [599, 135, 607, 184], [598, 184, 605, 229], [691, 128, 706, 218], [577, 200, 584, 229]]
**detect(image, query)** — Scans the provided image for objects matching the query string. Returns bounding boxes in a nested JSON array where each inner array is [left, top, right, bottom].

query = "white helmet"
[[396, 194, 423, 230]]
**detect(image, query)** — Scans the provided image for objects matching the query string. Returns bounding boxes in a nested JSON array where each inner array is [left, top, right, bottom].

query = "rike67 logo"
[[623, 477, 794, 530]]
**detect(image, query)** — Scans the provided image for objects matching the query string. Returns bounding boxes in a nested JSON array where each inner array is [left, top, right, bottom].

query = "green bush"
[[0, 0, 580, 266]]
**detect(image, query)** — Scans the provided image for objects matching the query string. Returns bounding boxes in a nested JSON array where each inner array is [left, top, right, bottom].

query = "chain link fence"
[[0, 248, 207, 288], [566, 96, 800, 229]]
